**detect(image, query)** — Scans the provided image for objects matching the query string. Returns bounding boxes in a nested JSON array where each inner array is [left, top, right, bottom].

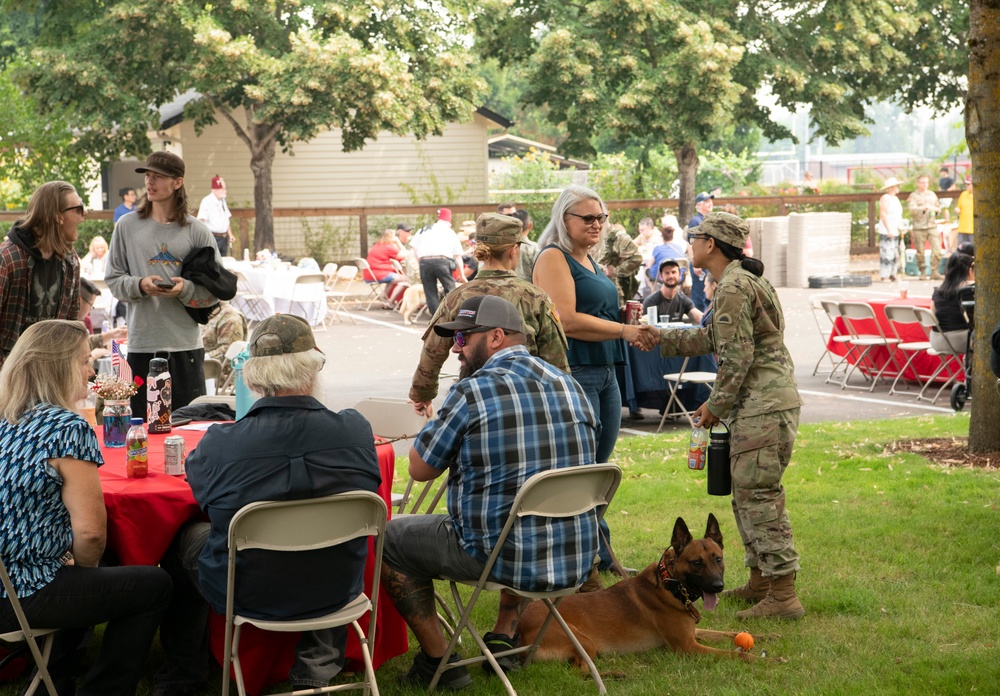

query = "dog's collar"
[[656, 559, 702, 623]]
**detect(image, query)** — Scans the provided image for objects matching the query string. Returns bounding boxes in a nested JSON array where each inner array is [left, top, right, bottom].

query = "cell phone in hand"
[[154, 271, 175, 289]]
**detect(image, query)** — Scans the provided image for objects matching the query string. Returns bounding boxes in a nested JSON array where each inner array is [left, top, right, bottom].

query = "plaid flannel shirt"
[[414, 345, 599, 592]]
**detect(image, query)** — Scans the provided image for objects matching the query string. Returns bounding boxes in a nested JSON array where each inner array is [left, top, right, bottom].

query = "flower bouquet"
[[93, 374, 143, 447]]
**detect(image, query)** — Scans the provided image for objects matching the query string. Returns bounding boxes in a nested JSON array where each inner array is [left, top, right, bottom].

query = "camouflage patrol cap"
[[249, 314, 316, 357], [476, 213, 523, 247], [699, 212, 749, 248]]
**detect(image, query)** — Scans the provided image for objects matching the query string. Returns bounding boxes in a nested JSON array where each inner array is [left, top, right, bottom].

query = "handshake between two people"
[[623, 323, 661, 352]]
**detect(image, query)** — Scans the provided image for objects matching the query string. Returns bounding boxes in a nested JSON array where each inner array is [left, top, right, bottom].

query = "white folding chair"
[[658, 357, 717, 431], [233, 271, 273, 326], [203, 357, 224, 395], [819, 299, 857, 386], [221, 492, 387, 696], [322, 263, 339, 289], [883, 305, 934, 396], [912, 306, 967, 404], [325, 265, 359, 325], [429, 465, 621, 696], [0, 554, 58, 696], [838, 301, 903, 392], [354, 258, 392, 311], [351, 396, 431, 510], [289, 273, 328, 331], [809, 293, 846, 376], [217, 341, 248, 396]]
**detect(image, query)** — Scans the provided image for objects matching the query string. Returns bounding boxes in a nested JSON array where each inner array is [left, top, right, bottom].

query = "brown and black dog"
[[518, 513, 773, 667]]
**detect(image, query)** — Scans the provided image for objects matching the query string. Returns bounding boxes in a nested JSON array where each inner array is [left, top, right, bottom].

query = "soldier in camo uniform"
[[409, 213, 569, 415], [201, 301, 248, 388], [596, 223, 642, 303], [656, 211, 805, 620]]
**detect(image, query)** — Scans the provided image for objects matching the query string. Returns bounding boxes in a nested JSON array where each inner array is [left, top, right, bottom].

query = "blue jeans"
[[571, 364, 621, 571], [155, 522, 347, 691]]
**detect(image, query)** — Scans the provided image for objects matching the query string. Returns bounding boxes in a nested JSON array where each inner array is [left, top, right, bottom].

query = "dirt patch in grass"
[[888, 437, 1000, 469]]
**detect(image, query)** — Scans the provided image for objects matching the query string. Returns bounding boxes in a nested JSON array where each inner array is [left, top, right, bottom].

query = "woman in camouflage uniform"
[[657, 212, 805, 620]]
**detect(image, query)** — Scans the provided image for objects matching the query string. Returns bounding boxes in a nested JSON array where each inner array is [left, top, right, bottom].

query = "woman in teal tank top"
[[534, 185, 658, 572]]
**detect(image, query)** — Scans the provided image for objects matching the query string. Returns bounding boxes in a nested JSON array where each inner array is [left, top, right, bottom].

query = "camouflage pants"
[[729, 408, 801, 577]]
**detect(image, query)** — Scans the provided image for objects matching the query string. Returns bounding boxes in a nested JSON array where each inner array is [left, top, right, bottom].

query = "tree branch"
[[211, 99, 252, 150]]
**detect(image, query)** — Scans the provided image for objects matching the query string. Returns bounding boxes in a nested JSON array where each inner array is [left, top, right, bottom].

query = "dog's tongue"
[[703, 592, 719, 611]]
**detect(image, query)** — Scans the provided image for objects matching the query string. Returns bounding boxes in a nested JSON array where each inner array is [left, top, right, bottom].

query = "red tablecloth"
[[98, 425, 408, 695], [825, 297, 963, 383]]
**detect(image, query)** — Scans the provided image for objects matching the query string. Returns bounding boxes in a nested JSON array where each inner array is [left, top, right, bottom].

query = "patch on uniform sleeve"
[[551, 307, 561, 323], [715, 312, 733, 325]]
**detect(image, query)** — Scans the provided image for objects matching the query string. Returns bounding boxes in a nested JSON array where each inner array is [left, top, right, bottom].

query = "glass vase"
[[103, 399, 132, 448]]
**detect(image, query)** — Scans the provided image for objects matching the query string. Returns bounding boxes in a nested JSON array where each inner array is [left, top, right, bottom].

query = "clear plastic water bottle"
[[146, 355, 172, 434], [688, 425, 708, 470], [125, 418, 148, 479], [243, 248, 250, 262]]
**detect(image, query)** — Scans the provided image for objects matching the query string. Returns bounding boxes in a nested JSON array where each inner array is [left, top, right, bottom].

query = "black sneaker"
[[400, 651, 472, 690], [482, 632, 522, 674]]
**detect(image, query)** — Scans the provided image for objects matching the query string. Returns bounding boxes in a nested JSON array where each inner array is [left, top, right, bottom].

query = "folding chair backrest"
[[513, 464, 622, 520], [229, 492, 386, 554], [336, 265, 358, 282], [322, 262, 339, 282], [352, 396, 429, 441], [203, 358, 224, 382], [838, 301, 886, 340], [293, 273, 326, 288], [913, 306, 965, 354], [883, 304, 923, 341], [820, 299, 844, 323]]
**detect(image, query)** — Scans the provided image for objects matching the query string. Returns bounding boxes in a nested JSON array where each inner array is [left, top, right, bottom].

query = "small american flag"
[[111, 340, 132, 383]]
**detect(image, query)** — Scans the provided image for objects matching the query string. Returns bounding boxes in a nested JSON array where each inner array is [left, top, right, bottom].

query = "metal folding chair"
[[819, 299, 857, 386], [351, 396, 430, 511], [430, 464, 623, 696], [233, 271, 273, 326], [808, 293, 845, 375], [883, 305, 934, 396], [912, 306, 967, 404], [221, 492, 388, 696], [289, 273, 328, 331], [837, 301, 903, 391], [325, 266, 359, 325], [0, 554, 58, 696], [658, 357, 717, 431], [353, 259, 393, 311]]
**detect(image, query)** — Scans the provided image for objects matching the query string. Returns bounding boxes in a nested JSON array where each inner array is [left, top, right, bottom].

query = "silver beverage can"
[[164, 436, 186, 476]]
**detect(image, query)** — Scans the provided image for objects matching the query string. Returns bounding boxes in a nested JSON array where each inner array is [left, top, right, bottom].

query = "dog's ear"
[[671, 517, 693, 555], [705, 513, 723, 550]]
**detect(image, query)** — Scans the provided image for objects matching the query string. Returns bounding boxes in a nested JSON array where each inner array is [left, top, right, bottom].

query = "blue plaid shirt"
[[414, 345, 599, 591]]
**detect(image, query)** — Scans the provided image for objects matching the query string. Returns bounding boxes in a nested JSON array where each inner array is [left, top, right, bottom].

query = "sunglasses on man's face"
[[565, 212, 609, 226], [62, 205, 86, 216], [453, 327, 511, 348]]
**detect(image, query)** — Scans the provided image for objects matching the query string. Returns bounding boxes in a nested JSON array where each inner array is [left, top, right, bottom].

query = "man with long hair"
[[106, 151, 221, 414], [0, 180, 83, 365]]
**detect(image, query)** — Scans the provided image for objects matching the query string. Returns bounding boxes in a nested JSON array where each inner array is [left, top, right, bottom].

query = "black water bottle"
[[707, 424, 732, 496]]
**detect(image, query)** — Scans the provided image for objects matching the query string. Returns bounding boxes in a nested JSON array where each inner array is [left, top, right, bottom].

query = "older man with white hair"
[[152, 314, 381, 696]]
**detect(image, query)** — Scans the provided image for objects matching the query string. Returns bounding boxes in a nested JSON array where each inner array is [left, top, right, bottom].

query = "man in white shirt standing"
[[410, 207, 466, 316], [197, 175, 233, 256]]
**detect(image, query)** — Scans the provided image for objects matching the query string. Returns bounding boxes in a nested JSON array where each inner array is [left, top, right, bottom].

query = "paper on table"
[[175, 422, 217, 431]]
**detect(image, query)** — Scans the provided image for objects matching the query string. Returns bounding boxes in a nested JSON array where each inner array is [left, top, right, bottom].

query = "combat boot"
[[721, 567, 768, 605], [736, 572, 805, 620]]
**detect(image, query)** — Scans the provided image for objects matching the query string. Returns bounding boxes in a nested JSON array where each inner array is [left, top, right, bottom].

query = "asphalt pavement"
[[313, 277, 961, 446]]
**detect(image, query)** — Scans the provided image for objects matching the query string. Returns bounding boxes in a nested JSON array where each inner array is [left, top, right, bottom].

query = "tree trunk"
[[675, 144, 699, 227], [966, 0, 1000, 453], [249, 127, 276, 253]]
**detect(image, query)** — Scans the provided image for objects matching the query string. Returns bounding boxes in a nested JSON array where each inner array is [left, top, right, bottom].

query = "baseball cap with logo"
[[248, 314, 317, 357], [698, 212, 749, 248], [694, 191, 715, 204], [434, 295, 525, 338], [211, 176, 225, 190], [475, 213, 523, 247], [135, 151, 185, 178]]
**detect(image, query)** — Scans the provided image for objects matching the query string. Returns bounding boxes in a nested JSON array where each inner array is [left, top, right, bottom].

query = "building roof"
[[487, 134, 590, 170]]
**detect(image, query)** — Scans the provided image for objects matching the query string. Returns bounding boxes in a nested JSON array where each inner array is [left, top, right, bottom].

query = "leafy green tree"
[[12, 0, 483, 250], [0, 67, 95, 209], [475, 0, 966, 224]]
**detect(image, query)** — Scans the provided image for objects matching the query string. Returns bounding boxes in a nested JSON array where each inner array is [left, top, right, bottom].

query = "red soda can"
[[625, 300, 643, 325]]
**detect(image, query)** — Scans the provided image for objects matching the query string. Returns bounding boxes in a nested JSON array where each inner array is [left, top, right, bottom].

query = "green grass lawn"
[[4, 414, 999, 695]]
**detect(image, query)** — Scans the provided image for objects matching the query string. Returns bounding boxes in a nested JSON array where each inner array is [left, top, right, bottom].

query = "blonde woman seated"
[[0, 320, 171, 695], [81, 235, 109, 277]]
